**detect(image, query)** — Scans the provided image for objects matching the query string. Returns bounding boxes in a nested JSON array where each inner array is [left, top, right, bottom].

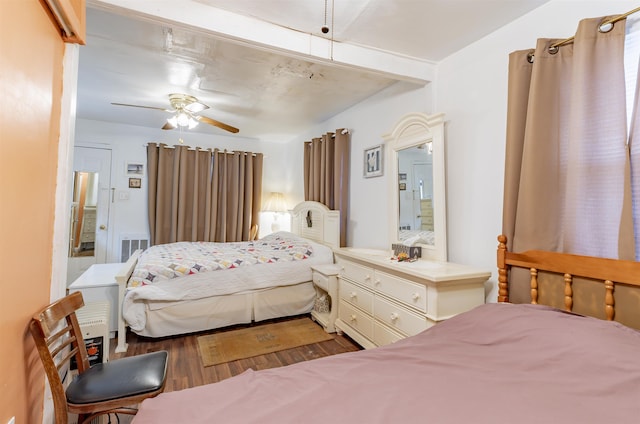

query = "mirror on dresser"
[[382, 113, 447, 261]]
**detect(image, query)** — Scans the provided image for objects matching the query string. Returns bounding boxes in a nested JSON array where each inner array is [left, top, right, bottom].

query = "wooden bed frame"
[[113, 201, 340, 353], [497, 234, 640, 328]]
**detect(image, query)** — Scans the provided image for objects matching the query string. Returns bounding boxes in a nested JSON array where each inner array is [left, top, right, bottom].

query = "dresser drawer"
[[337, 259, 374, 288], [338, 300, 374, 340], [373, 323, 404, 347], [339, 279, 374, 314], [374, 296, 428, 337], [374, 271, 427, 312]]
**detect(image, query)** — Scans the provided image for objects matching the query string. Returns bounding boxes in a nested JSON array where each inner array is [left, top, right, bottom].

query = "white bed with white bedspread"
[[117, 201, 340, 340]]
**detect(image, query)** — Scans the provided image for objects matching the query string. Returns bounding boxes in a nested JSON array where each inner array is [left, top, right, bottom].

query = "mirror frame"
[[382, 112, 447, 261]]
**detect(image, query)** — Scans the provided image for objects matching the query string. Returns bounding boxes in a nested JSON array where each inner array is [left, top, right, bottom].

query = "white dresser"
[[333, 248, 490, 349]]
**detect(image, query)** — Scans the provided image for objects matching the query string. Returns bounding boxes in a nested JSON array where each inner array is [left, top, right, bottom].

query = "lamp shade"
[[263, 192, 287, 212]]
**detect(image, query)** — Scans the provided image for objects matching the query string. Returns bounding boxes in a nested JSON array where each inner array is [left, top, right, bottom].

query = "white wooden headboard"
[[290, 201, 340, 249]]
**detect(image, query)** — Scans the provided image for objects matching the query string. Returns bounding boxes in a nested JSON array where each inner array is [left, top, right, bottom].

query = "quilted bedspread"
[[122, 232, 334, 332], [129, 232, 313, 288]]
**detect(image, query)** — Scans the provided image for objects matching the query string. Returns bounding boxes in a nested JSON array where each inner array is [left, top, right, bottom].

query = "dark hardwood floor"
[[109, 315, 362, 393]]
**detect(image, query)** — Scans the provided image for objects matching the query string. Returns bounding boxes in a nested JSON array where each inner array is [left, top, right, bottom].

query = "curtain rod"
[[147, 143, 261, 156], [550, 6, 640, 50]]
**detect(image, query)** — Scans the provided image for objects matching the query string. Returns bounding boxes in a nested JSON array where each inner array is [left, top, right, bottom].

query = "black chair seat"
[[67, 351, 168, 404]]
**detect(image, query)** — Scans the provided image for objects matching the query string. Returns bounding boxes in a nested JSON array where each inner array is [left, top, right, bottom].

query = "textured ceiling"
[[78, 0, 549, 141]]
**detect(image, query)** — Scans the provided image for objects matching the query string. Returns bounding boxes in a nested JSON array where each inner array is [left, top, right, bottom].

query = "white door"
[[67, 147, 112, 284]]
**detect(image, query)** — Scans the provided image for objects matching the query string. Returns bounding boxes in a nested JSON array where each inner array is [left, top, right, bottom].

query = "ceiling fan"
[[111, 93, 239, 133]]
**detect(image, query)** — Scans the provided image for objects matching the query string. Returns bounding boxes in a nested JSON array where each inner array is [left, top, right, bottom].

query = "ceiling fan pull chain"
[[324, 0, 327, 27], [321, 0, 329, 34]]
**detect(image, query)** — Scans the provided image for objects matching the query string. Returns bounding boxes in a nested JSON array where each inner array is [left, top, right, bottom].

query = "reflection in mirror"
[[383, 112, 447, 261], [397, 143, 434, 246], [69, 171, 99, 257]]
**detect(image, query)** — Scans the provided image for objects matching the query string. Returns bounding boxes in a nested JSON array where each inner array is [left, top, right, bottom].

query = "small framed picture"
[[364, 144, 383, 178], [129, 177, 142, 189], [399, 182, 407, 191], [126, 162, 144, 176]]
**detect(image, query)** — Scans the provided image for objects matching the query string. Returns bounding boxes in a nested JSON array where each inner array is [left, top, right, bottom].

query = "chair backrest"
[[29, 291, 90, 423]]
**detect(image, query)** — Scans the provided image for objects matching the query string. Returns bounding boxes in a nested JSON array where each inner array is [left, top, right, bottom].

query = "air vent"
[[120, 234, 149, 262]]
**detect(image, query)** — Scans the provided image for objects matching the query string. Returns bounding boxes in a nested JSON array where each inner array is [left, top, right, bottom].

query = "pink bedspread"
[[132, 303, 640, 424]]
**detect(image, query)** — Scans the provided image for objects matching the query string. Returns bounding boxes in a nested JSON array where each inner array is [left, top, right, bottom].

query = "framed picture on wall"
[[129, 177, 142, 189], [126, 162, 144, 176], [364, 144, 383, 178]]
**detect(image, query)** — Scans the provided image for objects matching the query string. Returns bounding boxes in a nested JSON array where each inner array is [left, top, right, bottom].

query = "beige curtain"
[[503, 17, 635, 302], [147, 143, 263, 245], [304, 130, 350, 246]]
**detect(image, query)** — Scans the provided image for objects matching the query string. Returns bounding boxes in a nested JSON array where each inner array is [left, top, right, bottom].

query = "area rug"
[[197, 317, 333, 367]]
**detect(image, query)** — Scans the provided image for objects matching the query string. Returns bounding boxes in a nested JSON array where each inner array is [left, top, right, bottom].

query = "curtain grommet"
[[548, 45, 559, 55], [527, 52, 535, 63], [599, 21, 614, 33]]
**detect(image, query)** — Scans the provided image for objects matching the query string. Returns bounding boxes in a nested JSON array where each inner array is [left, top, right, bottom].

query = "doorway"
[[400, 162, 432, 231], [67, 146, 112, 284]]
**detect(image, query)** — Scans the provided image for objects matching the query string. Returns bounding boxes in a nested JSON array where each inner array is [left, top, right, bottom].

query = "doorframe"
[[47, 42, 80, 424], [51, 43, 80, 301]]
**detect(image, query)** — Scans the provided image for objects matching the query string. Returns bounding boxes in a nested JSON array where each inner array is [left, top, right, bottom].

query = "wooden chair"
[[29, 291, 168, 424]]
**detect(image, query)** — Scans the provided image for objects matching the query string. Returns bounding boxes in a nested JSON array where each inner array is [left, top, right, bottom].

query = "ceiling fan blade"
[[162, 122, 176, 130], [185, 101, 209, 113], [111, 102, 172, 112], [197, 115, 239, 133]]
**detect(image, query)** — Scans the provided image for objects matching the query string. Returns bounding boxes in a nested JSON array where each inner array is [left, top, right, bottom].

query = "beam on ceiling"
[[90, 0, 435, 85]]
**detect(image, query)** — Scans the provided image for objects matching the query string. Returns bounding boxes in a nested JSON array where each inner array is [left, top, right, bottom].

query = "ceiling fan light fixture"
[[187, 117, 199, 129], [168, 112, 199, 129], [176, 112, 190, 127]]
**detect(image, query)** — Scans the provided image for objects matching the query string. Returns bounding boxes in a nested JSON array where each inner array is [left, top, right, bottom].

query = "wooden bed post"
[[564, 274, 573, 312], [530, 268, 538, 304], [497, 235, 509, 303], [605, 280, 615, 321]]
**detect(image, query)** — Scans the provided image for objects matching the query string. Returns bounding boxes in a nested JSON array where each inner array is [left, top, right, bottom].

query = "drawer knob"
[[412, 293, 420, 301], [349, 292, 357, 299], [365, 274, 371, 280], [350, 314, 357, 321], [374, 279, 380, 285], [390, 312, 399, 321]]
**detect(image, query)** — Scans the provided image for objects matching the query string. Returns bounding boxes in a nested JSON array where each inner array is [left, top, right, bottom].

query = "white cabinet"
[[334, 248, 490, 349], [310, 264, 340, 333], [68, 263, 123, 337]]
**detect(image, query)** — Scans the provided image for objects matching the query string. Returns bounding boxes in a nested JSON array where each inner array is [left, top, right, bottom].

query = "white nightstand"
[[68, 263, 123, 338], [310, 264, 340, 333]]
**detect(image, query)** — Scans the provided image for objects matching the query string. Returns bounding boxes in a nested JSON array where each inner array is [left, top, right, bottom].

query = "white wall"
[[74, 119, 291, 262], [283, 81, 434, 248], [436, 0, 633, 301]]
